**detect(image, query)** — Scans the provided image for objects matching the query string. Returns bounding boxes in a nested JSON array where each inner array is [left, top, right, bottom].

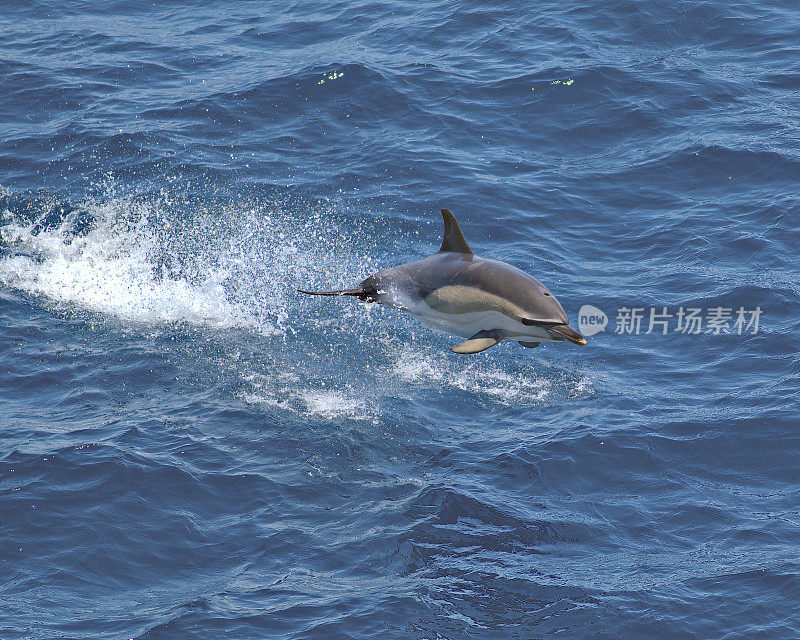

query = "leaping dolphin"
[[299, 208, 586, 354]]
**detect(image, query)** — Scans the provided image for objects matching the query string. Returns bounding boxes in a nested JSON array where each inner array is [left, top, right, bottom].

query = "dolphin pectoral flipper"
[[519, 341, 540, 348], [451, 337, 498, 354], [451, 330, 503, 354]]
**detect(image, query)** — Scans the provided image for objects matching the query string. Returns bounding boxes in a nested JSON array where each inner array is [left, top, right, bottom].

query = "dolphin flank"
[[299, 208, 586, 354]]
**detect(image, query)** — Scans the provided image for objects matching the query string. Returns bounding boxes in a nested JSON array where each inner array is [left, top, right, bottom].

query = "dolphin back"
[[402, 253, 569, 325]]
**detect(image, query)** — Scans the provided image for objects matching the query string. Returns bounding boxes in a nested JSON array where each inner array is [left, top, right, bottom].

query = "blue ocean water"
[[1, 1, 799, 638]]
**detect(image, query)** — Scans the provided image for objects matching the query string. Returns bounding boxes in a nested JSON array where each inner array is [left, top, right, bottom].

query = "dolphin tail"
[[298, 288, 362, 296], [298, 287, 376, 302]]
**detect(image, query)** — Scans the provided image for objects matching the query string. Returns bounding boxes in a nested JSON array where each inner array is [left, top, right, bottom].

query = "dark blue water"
[[2, 2, 799, 638]]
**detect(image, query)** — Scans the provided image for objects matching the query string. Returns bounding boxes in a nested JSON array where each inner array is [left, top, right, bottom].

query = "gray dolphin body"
[[300, 209, 586, 353]]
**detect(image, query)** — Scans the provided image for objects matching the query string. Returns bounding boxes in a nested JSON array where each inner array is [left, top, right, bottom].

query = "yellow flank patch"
[[425, 286, 522, 317]]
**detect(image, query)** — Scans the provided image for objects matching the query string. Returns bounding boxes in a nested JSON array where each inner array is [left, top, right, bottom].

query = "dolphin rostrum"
[[299, 208, 586, 354]]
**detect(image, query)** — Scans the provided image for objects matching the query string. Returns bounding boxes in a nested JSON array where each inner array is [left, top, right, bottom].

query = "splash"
[[0, 185, 381, 336], [0, 184, 593, 421], [391, 343, 590, 404]]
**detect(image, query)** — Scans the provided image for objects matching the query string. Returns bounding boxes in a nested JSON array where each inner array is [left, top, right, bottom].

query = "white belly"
[[393, 294, 556, 342]]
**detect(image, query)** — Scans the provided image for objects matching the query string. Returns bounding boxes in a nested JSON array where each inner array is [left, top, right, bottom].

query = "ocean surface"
[[1, 2, 799, 638]]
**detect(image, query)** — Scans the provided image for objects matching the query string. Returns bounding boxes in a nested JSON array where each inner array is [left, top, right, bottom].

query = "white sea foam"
[[0, 200, 247, 327], [300, 389, 371, 420], [240, 371, 378, 422]]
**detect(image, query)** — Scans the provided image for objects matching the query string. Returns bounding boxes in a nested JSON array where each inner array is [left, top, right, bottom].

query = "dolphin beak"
[[548, 324, 587, 345]]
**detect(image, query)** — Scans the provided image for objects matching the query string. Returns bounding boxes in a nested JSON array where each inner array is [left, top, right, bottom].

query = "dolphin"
[[299, 208, 586, 354]]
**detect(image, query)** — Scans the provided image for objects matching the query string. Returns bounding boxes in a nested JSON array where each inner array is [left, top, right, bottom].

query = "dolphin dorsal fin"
[[439, 209, 473, 255]]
